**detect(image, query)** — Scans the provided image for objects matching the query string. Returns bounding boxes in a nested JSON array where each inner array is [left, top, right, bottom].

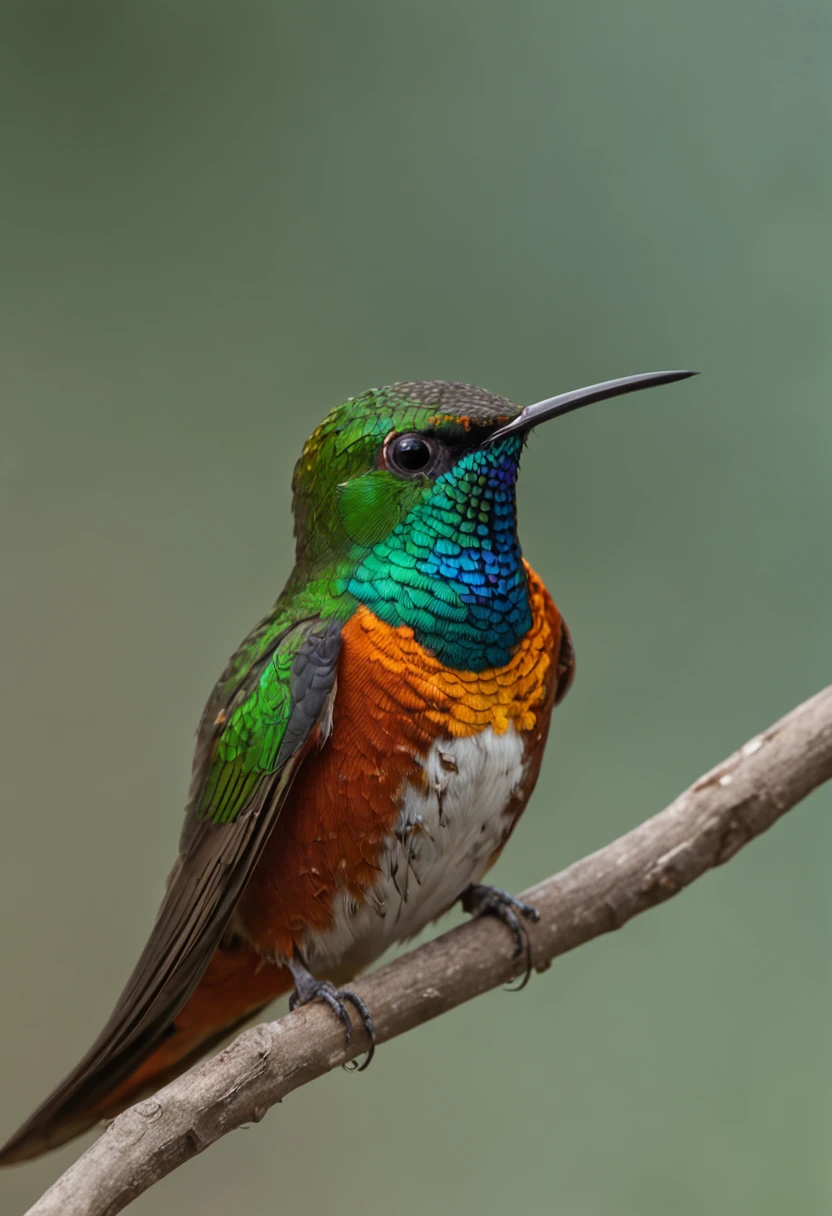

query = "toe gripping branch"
[[460, 884, 540, 990], [286, 882, 538, 1071], [288, 955, 376, 1070]]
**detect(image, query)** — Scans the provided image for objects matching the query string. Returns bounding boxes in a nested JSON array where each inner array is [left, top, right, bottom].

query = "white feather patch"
[[303, 725, 527, 973]]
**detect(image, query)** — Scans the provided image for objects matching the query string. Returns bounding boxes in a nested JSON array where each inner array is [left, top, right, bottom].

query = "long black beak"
[[487, 370, 697, 443]]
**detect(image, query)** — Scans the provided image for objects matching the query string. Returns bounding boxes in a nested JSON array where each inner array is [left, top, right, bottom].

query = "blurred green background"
[[1, 2, 830, 1213]]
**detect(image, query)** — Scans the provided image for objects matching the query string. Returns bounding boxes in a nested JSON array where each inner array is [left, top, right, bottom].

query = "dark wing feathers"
[[0, 615, 342, 1162]]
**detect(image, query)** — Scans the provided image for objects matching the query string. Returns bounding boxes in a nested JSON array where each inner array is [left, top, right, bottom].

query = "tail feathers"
[[0, 946, 292, 1165]]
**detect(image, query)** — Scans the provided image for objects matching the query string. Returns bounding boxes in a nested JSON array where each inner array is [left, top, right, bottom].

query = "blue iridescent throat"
[[346, 436, 531, 671]]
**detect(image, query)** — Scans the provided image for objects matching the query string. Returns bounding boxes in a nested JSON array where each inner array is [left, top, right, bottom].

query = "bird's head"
[[291, 372, 693, 669]]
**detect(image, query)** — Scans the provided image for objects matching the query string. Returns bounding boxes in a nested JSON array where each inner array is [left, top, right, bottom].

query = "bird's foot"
[[288, 956, 376, 1070], [460, 884, 540, 990]]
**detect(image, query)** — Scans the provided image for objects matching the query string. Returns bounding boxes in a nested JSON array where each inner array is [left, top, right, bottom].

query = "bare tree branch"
[[25, 685, 832, 1216]]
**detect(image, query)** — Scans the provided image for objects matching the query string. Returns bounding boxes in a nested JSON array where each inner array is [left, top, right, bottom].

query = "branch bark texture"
[[26, 685, 832, 1216]]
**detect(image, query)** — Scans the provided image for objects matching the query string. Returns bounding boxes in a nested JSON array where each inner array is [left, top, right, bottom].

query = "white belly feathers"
[[303, 724, 528, 973]]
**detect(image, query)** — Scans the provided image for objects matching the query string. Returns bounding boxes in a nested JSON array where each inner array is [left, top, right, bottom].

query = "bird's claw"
[[460, 884, 540, 991], [288, 959, 376, 1070]]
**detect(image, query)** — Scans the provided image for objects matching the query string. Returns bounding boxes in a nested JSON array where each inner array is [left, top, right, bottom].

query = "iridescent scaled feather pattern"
[[346, 435, 530, 670]]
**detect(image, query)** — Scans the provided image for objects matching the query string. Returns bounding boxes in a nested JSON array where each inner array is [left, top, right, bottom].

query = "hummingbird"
[[0, 370, 693, 1163]]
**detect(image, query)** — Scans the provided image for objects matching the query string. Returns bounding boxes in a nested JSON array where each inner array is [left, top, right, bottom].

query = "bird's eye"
[[384, 432, 438, 476]]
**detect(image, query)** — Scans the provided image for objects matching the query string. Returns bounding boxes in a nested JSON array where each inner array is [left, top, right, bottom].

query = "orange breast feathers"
[[344, 560, 567, 737], [237, 561, 572, 962]]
